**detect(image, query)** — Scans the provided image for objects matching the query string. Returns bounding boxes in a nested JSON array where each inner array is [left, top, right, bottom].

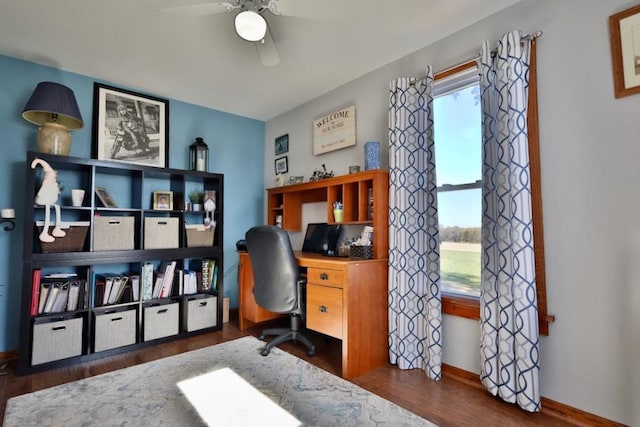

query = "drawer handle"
[[157, 308, 168, 314], [51, 326, 67, 331], [108, 220, 121, 225], [320, 273, 329, 280], [199, 301, 208, 307], [319, 305, 328, 313], [110, 317, 123, 322]]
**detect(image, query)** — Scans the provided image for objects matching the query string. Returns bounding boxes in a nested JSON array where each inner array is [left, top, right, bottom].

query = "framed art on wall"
[[610, 4, 640, 98], [275, 134, 289, 155], [92, 83, 169, 167], [275, 156, 288, 174]]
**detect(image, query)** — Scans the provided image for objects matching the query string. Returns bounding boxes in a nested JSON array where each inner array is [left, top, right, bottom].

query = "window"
[[433, 67, 482, 299], [432, 56, 551, 334]]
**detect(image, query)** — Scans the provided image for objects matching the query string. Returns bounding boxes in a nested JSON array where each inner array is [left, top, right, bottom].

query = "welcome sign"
[[313, 105, 356, 155]]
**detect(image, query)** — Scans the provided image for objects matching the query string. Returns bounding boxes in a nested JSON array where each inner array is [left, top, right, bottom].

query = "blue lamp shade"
[[22, 82, 83, 155], [22, 82, 83, 129]]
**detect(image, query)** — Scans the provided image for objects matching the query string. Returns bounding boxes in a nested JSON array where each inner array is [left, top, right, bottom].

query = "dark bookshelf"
[[18, 151, 224, 375]]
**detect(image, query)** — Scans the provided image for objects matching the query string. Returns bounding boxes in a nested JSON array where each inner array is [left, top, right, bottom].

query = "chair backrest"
[[245, 225, 300, 314]]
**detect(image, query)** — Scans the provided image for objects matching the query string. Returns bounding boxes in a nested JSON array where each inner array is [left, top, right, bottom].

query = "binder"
[[39, 283, 49, 314], [67, 280, 82, 311], [43, 282, 61, 313], [50, 282, 70, 313]]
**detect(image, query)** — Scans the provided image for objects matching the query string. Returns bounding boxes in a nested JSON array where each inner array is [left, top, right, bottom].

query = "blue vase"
[[364, 141, 380, 170]]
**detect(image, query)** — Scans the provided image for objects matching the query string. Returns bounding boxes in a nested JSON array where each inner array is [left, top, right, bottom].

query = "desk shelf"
[[267, 170, 388, 259]]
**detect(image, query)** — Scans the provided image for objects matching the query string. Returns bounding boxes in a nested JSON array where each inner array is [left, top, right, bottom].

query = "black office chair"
[[245, 225, 316, 357]]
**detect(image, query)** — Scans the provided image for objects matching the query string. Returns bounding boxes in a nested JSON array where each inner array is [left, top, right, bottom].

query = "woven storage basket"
[[35, 221, 89, 253], [185, 224, 215, 247], [349, 245, 373, 259]]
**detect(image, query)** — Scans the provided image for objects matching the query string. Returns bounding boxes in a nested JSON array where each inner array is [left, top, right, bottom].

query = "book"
[[30, 269, 41, 316], [183, 270, 197, 295], [130, 274, 140, 302], [114, 276, 130, 303], [159, 261, 177, 298], [103, 276, 115, 305], [141, 263, 154, 301], [211, 264, 218, 291], [107, 276, 123, 304], [201, 259, 216, 291]]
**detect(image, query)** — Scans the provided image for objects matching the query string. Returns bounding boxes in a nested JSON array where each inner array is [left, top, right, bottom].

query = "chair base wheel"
[[307, 347, 316, 357], [260, 347, 270, 356]]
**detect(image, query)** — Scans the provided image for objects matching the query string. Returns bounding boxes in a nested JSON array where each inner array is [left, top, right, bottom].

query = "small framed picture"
[[95, 186, 118, 208], [610, 4, 640, 98], [275, 134, 289, 155], [153, 191, 173, 210], [275, 156, 288, 174]]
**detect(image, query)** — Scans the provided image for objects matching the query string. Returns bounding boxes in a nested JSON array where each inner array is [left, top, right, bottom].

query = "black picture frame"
[[275, 156, 288, 174], [275, 134, 289, 155], [92, 83, 169, 167]]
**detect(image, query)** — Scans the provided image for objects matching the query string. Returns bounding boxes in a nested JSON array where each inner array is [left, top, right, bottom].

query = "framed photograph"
[[275, 134, 289, 155], [95, 186, 118, 208], [92, 83, 169, 167], [153, 191, 173, 210], [275, 156, 288, 174], [610, 5, 640, 98]]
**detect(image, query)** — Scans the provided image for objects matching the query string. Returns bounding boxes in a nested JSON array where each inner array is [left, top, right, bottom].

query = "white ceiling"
[[0, 0, 523, 121]]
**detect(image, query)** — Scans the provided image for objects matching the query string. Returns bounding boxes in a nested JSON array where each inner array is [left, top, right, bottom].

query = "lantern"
[[189, 137, 209, 171]]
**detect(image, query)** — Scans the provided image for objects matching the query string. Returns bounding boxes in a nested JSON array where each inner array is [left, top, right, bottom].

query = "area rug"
[[4, 336, 435, 426]]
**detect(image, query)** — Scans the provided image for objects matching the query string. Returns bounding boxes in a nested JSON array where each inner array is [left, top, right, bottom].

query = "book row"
[[30, 259, 219, 316]]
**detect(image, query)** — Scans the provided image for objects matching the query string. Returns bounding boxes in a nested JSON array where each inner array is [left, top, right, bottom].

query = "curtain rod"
[[409, 30, 543, 85]]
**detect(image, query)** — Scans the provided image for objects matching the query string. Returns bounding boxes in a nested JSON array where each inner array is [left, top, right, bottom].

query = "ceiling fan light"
[[235, 10, 267, 42]]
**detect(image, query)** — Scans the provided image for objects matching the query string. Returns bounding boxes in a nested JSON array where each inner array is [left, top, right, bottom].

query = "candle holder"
[[1, 219, 15, 231]]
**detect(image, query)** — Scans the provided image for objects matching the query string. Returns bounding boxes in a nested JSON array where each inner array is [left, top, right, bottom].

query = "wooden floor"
[[0, 316, 607, 426]]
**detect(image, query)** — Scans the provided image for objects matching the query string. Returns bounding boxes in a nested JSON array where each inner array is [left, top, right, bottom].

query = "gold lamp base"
[[38, 122, 71, 155]]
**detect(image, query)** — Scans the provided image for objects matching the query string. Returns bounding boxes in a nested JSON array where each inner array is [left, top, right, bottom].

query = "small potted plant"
[[188, 189, 205, 211]]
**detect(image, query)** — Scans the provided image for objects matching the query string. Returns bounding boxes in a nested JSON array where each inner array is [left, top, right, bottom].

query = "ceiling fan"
[[160, 0, 321, 66]]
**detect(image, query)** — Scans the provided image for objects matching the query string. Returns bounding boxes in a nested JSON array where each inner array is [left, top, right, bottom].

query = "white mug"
[[71, 189, 85, 207]]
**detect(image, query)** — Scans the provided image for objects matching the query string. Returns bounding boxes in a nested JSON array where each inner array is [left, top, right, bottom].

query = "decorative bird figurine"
[[31, 158, 65, 242]]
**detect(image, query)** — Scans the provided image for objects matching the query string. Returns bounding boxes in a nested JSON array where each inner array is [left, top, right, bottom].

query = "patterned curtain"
[[388, 68, 442, 380], [479, 30, 540, 411]]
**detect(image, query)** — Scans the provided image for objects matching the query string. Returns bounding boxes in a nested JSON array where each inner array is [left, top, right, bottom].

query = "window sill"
[[442, 293, 479, 321]]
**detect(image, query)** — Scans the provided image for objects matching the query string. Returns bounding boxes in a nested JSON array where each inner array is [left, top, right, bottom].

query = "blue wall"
[[0, 55, 265, 352]]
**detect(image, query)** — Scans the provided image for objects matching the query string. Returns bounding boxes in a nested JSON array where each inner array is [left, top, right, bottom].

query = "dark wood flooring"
[[0, 316, 612, 426]]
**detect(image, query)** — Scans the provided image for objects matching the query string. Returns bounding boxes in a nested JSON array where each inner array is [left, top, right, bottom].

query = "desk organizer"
[[349, 245, 373, 259]]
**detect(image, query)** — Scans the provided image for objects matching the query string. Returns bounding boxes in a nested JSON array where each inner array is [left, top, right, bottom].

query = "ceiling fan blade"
[[159, 2, 238, 17], [255, 26, 280, 66], [266, 0, 341, 21]]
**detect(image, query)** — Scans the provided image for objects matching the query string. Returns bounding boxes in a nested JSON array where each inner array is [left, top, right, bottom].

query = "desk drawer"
[[306, 283, 343, 339], [307, 267, 345, 287]]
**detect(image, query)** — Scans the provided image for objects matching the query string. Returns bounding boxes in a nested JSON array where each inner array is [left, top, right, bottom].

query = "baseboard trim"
[[441, 364, 624, 426], [0, 350, 18, 363]]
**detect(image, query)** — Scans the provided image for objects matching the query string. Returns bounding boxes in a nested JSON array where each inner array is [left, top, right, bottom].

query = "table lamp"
[[22, 82, 84, 155]]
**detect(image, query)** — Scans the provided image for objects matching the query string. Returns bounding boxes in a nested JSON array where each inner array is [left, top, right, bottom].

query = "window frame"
[[435, 39, 553, 335]]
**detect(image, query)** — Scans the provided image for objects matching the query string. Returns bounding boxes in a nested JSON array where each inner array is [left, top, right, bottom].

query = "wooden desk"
[[238, 251, 389, 379]]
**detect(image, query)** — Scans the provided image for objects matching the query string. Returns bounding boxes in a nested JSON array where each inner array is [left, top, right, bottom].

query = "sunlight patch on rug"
[[178, 367, 301, 426]]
